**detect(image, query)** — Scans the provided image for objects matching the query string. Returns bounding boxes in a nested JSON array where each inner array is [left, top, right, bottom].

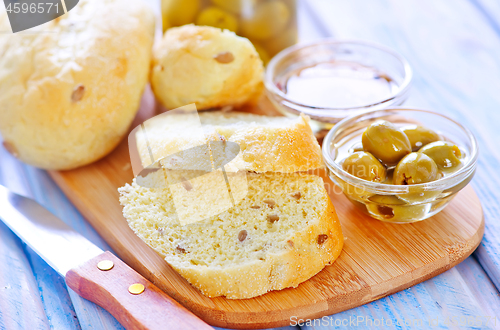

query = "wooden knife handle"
[[66, 251, 212, 330]]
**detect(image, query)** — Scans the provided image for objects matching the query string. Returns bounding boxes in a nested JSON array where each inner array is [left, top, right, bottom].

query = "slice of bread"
[[119, 171, 343, 299], [136, 111, 323, 174]]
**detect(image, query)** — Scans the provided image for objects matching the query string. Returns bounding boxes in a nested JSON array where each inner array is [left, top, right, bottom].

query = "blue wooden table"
[[1, 0, 500, 329]]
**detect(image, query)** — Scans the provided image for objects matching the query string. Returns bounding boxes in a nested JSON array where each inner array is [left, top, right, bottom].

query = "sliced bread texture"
[[119, 171, 343, 299], [135, 111, 323, 174]]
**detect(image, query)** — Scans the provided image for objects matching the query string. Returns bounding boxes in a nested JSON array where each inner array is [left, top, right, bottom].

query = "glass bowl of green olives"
[[322, 108, 478, 223]]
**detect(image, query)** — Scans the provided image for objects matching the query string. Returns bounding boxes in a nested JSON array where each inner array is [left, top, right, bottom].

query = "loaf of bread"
[[150, 25, 264, 110], [119, 171, 343, 299], [136, 111, 324, 173], [0, 0, 155, 170]]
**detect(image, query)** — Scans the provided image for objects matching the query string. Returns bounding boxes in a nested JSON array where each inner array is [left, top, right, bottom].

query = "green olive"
[[393, 152, 438, 185], [419, 141, 463, 171], [211, 0, 254, 14], [252, 42, 270, 64], [362, 120, 412, 166], [342, 152, 386, 182], [367, 194, 428, 222], [402, 125, 440, 151], [262, 21, 297, 56], [368, 194, 405, 205], [367, 195, 405, 220], [162, 0, 200, 30], [240, 0, 290, 40], [196, 7, 239, 32], [398, 190, 442, 204]]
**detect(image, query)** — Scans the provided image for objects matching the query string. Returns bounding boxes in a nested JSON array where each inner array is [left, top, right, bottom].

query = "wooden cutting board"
[[50, 88, 484, 329]]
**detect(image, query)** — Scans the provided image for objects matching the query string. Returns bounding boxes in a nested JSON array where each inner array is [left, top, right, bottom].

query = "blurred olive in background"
[[162, 0, 297, 63]]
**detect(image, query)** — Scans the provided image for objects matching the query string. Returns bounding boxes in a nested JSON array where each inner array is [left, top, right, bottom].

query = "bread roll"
[[0, 0, 155, 170], [150, 25, 264, 110]]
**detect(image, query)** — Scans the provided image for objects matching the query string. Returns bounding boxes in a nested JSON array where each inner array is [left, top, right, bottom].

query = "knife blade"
[[0, 185, 212, 330], [0, 185, 103, 276]]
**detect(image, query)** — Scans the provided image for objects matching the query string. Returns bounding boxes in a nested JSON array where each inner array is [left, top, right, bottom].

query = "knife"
[[0, 185, 212, 330]]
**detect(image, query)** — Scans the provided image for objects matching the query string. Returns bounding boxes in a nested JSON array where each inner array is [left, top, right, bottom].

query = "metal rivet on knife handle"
[[129, 283, 145, 295], [97, 260, 114, 271]]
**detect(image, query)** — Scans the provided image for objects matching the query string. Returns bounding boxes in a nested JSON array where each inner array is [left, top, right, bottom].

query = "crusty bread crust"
[[136, 111, 324, 173], [0, 0, 154, 170], [215, 113, 324, 173], [174, 195, 343, 299]]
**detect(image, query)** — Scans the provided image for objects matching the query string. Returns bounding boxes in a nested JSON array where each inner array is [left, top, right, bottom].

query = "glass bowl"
[[322, 108, 478, 223], [265, 40, 413, 128]]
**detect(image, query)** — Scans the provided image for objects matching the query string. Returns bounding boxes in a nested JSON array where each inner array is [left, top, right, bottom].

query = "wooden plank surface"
[[0, 222, 49, 330], [0, 147, 126, 330], [300, 257, 500, 330], [306, 0, 500, 296], [465, 0, 500, 295]]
